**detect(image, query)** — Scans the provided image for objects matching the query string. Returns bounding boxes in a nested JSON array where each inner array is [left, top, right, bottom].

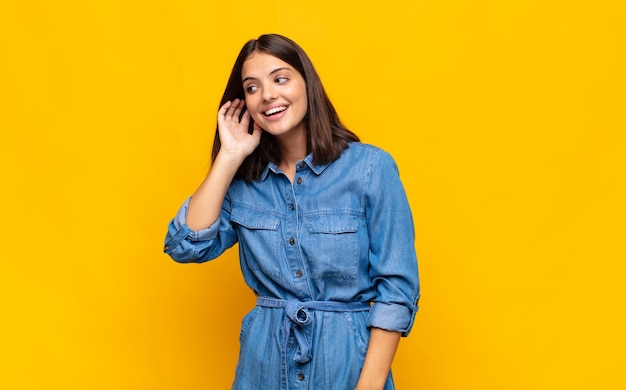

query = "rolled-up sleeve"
[[163, 196, 238, 263], [363, 150, 420, 336]]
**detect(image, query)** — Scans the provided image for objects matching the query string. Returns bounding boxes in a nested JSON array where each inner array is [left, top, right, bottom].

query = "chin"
[[262, 127, 286, 136], [259, 121, 285, 134]]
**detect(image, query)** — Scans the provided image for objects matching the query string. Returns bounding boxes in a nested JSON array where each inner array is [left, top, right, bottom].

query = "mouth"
[[264, 105, 288, 117]]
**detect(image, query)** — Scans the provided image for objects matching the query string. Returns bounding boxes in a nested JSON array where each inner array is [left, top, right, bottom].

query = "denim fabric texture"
[[164, 143, 420, 390]]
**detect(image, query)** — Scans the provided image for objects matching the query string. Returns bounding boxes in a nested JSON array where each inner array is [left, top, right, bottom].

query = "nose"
[[262, 84, 276, 102]]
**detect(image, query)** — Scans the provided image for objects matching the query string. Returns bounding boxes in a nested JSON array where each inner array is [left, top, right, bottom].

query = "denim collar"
[[260, 153, 330, 181]]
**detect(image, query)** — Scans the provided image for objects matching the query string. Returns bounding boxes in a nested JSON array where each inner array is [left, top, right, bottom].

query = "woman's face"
[[241, 52, 308, 139]]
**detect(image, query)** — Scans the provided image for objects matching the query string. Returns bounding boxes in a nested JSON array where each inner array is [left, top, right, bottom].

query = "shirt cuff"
[[167, 197, 220, 245], [366, 301, 417, 337]]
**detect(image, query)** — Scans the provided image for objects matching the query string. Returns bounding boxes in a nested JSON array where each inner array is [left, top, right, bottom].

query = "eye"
[[276, 76, 289, 84], [245, 84, 258, 93]]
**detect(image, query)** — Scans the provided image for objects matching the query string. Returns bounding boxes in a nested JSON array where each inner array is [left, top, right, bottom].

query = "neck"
[[276, 127, 307, 180]]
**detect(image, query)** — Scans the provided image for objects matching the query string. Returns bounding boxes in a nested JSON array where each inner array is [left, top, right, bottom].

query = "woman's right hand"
[[185, 99, 262, 230], [217, 98, 262, 161]]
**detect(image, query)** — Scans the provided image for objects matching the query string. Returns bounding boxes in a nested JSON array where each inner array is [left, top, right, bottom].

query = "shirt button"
[[295, 270, 303, 278], [296, 177, 302, 185], [297, 162, 305, 168], [164, 245, 170, 251], [289, 237, 295, 245], [297, 373, 305, 381], [290, 203, 295, 211]]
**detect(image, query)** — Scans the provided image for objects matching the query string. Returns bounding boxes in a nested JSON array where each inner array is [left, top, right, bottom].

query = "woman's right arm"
[[163, 99, 261, 263], [186, 99, 262, 230]]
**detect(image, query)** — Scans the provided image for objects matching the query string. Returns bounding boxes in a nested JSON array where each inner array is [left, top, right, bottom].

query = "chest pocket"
[[231, 207, 281, 278], [305, 214, 360, 280]]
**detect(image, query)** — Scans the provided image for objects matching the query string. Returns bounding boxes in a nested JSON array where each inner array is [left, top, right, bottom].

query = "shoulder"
[[341, 142, 398, 172], [341, 142, 388, 160]]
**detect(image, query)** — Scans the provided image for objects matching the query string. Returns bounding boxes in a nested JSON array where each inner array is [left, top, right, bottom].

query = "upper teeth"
[[265, 106, 287, 115]]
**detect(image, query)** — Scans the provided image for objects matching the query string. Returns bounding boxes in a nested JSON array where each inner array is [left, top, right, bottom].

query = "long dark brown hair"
[[212, 34, 359, 182]]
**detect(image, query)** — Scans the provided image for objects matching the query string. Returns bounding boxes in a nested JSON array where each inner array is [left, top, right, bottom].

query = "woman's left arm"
[[357, 147, 421, 389], [354, 328, 402, 390]]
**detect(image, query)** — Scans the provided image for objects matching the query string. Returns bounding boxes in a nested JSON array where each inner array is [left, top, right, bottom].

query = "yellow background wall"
[[1, 0, 624, 389]]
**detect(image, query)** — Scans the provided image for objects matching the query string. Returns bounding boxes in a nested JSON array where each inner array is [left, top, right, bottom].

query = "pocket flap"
[[307, 214, 359, 234], [231, 207, 280, 230]]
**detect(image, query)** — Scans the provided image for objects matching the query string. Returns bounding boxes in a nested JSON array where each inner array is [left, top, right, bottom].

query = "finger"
[[250, 121, 263, 143], [218, 100, 233, 118], [225, 98, 240, 119], [239, 108, 250, 128], [232, 100, 245, 122], [251, 119, 264, 137]]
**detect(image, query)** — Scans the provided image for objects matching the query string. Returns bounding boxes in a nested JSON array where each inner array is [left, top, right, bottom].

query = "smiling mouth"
[[264, 106, 288, 116]]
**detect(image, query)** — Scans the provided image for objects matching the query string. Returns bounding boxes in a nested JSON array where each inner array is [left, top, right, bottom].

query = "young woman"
[[164, 34, 420, 390]]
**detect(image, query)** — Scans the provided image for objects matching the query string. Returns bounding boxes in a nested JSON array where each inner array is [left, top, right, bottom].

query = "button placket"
[[286, 163, 313, 298], [293, 364, 310, 388]]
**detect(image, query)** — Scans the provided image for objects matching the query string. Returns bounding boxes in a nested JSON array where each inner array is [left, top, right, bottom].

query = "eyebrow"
[[242, 67, 291, 84]]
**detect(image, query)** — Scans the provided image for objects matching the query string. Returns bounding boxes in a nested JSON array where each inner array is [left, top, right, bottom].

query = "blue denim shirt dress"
[[164, 142, 420, 390]]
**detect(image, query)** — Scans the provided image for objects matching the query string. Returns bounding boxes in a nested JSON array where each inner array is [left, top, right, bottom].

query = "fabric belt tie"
[[256, 297, 370, 365]]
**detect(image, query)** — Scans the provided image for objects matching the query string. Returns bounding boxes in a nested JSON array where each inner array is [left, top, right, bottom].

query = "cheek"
[[244, 96, 252, 109], [298, 93, 308, 115], [296, 84, 308, 111], [244, 97, 262, 119], [252, 113, 264, 124]]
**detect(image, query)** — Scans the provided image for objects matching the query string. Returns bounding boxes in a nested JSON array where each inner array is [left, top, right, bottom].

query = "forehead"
[[241, 52, 294, 78]]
